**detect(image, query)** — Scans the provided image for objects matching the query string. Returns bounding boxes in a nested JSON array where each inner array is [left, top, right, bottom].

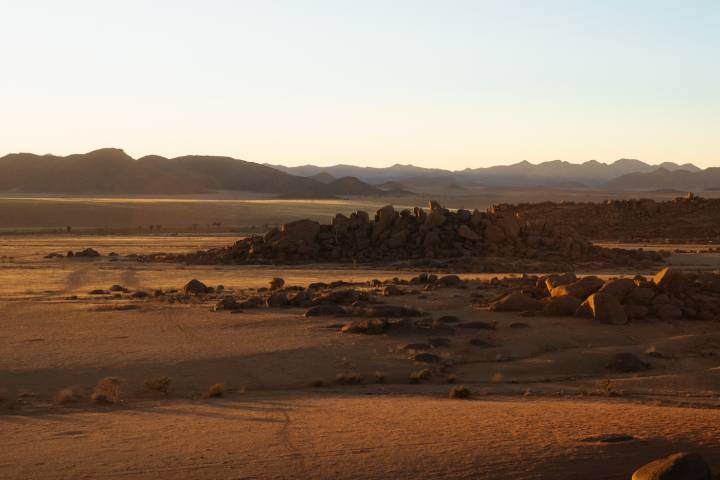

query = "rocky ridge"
[[146, 200, 662, 269]]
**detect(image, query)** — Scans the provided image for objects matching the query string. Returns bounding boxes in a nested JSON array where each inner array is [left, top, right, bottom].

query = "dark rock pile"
[[486, 267, 720, 323], [494, 193, 720, 243], [148, 201, 662, 268]]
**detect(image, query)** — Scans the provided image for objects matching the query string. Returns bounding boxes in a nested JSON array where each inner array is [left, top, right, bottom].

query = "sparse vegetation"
[[409, 368, 432, 384], [92, 377, 124, 405], [55, 385, 84, 405], [207, 383, 225, 398], [599, 378, 615, 396], [144, 376, 172, 396], [335, 373, 365, 385], [449, 385, 471, 399]]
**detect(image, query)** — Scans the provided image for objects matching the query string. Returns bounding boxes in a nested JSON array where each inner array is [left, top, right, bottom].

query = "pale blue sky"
[[1, 0, 718, 168]]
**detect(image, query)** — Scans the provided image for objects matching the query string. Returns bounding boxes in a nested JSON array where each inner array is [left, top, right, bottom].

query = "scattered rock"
[[581, 292, 628, 325], [632, 452, 713, 480], [341, 319, 387, 334], [266, 291, 289, 308], [598, 278, 636, 301], [413, 352, 441, 363], [490, 292, 544, 312], [304, 305, 349, 317], [437, 275, 462, 287], [183, 279, 210, 295], [545, 272, 577, 291], [73, 248, 100, 258], [383, 285, 404, 296], [543, 295, 582, 316], [653, 267, 686, 293], [551, 276, 604, 300], [269, 277, 285, 290], [606, 352, 649, 373], [215, 296, 241, 311]]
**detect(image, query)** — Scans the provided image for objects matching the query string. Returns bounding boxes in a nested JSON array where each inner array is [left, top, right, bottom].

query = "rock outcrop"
[[149, 201, 662, 268]]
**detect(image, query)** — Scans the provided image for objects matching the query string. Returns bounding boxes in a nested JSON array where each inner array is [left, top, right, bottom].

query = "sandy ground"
[[2, 235, 720, 479], [3, 395, 720, 480]]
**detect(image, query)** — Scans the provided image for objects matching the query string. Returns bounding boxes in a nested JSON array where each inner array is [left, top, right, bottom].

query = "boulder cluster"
[[487, 267, 720, 324], [203, 273, 464, 319], [158, 201, 661, 267]]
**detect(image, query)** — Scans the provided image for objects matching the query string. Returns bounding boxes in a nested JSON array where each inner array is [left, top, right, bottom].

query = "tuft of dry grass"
[[144, 376, 172, 396], [449, 385, 471, 399], [207, 383, 225, 398], [92, 377, 124, 405], [409, 368, 432, 384], [55, 385, 84, 405], [598, 378, 617, 396]]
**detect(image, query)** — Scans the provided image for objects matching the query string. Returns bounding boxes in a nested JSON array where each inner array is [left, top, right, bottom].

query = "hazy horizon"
[[2, 1, 719, 169], [0, 146, 705, 171]]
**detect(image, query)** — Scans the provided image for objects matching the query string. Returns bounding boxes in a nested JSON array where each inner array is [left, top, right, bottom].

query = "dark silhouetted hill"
[[0, 148, 380, 197]]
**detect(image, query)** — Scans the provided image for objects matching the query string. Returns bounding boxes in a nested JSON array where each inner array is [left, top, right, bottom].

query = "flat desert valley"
[[2, 197, 720, 479]]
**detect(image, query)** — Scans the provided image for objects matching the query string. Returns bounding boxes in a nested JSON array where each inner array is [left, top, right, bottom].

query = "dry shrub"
[[144, 376, 171, 396], [92, 377, 124, 405], [446, 374, 457, 384], [449, 385, 471, 399], [372, 371, 385, 384], [55, 385, 83, 405], [207, 383, 225, 398], [491, 372, 504, 384], [598, 378, 616, 396], [409, 368, 431, 384]]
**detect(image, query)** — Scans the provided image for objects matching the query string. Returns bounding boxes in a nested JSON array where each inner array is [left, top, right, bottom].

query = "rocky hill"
[[0, 148, 381, 197]]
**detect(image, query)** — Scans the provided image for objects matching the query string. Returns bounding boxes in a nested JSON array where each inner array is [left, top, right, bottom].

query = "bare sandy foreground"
[[2, 235, 720, 479], [2, 394, 720, 480]]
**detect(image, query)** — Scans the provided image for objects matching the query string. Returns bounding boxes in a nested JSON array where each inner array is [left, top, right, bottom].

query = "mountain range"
[[0, 148, 382, 197], [0, 148, 716, 196], [269, 159, 705, 189]]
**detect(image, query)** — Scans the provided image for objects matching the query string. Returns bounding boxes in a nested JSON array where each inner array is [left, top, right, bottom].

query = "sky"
[[1, 0, 719, 169]]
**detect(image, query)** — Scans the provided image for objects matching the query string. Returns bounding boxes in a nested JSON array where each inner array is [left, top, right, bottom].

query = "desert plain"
[[2, 197, 720, 480]]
